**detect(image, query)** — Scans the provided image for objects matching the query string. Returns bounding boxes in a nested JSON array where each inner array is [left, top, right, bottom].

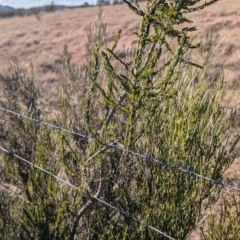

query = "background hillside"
[[0, 0, 96, 9], [0, 1, 239, 111]]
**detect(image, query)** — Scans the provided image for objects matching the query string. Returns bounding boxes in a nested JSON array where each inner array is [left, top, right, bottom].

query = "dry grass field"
[[0, 1, 240, 238], [0, 1, 239, 110]]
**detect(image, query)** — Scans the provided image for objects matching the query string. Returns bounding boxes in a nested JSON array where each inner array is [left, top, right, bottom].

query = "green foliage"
[[0, 0, 239, 239]]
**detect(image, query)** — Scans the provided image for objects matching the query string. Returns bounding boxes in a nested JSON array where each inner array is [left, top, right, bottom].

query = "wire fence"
[[0, 144, 176, 240], [0, 106, 239, 239], [1, 106, 240, 194]]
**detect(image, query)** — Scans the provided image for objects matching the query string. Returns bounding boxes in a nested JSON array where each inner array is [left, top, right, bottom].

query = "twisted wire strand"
[[1, 106, 239, 194], [0, 107, 91, 140], [92, 196, 176, 240], [0, 144, 176, 240]]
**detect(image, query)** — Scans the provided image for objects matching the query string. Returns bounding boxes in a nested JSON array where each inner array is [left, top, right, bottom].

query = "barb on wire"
[[0, 144, 176, 240], [112, 146, 240, 194], [1, 106, 240, 194]]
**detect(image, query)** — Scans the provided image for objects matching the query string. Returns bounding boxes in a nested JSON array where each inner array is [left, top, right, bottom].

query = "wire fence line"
[[1, 106, 240, 194], [0, 145, 176, 240], [0, 107, 91, 140]]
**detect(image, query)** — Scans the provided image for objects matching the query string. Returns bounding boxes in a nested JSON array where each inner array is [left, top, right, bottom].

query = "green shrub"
[[0, 1, 239, 239]]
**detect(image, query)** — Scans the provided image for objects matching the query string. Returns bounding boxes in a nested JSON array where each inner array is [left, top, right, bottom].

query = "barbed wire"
[[0, 144, 176, 240], [91, 196, 176, 240], [0, 106, 92, 139], [1, 106, 240, 194]]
